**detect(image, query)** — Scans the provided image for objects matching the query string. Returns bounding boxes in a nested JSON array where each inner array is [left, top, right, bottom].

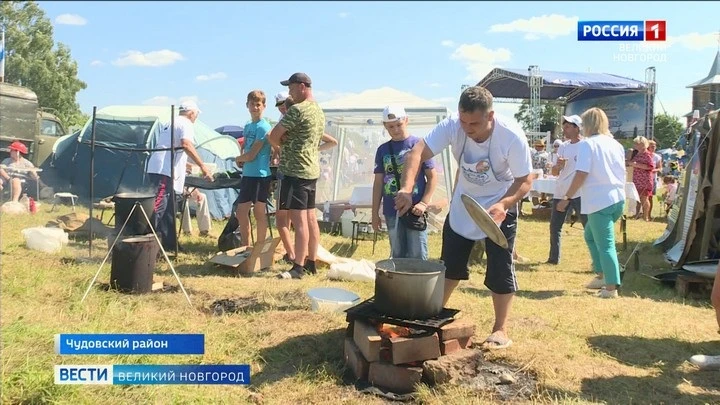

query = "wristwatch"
[[562, 195, 570, 201]]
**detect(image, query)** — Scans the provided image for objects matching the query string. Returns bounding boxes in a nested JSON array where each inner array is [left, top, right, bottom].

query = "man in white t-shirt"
[[395, 86, 533, 350], [546, 115, 588, 265], [146, 100, 213, 252]]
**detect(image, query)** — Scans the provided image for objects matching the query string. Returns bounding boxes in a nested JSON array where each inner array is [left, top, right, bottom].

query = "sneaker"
[[689, 354, 720, 370], [597, 288, 618, 299], [304, 259, 317, 275], [586, 276, 605, 289], [545, 259, 558, 265], [199, 231, 210, 237]]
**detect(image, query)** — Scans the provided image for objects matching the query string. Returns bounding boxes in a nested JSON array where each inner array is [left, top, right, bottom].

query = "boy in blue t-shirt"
[[371, 105, 437, 260], [235, 90, 273, 251]]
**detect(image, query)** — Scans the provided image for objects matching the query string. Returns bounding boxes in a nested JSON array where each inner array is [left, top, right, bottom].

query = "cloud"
[[142, 95, 199, 107], [441, 40, 455, 48], [113, 50, 185, 67], [450, 42, 512, 80], [55, 14, 87, 26], [90, 60, 104, 67], [427, 83, 441, 88], [313, 90, 356, 102], [196, 72, 227, 82], [338, 12, 349, 18], [667, 32, 718, 51], [225, 99, 236, 106], [489, 14, 578, 40]]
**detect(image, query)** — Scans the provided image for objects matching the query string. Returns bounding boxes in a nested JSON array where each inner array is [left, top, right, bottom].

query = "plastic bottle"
[[28, 197, 37, 214], [19, 194, 30, 212]]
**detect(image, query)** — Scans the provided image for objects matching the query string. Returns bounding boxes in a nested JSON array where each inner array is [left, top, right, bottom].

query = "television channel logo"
[[578, 21, 666, 41], [55, 365, 112, 385]]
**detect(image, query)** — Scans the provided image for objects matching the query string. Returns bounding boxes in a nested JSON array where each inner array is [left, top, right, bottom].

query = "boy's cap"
[[382, 105, 407, 122], [275, 92, 289, 107], [280, 72, 312, 86], [179, 100, 202, 114], [553, 139, 563, 147]]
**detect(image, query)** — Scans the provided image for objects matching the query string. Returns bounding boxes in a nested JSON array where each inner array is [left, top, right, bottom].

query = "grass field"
[[2, 203, 719, 404]]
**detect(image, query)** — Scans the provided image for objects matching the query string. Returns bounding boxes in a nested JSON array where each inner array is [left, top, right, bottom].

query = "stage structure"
[[473, 65, 656, 140]]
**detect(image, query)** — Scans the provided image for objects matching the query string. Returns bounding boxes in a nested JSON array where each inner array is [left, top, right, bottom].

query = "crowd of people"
[[144, 72, 338, 281], [132, 74, 716, 358]]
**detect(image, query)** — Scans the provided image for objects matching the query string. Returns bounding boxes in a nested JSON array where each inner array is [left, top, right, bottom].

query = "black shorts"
[[279, 176, 317, 210], [236, 176, 271, 204], [440, 211, 518, 294]]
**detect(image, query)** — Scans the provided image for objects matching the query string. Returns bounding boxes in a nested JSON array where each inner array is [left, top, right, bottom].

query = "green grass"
[[2, 202, 719, 404]]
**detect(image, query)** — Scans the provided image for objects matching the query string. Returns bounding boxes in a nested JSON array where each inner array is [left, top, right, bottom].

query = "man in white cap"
[[146, 100, 213, 252], [546, 114, 587, 265], [371, 105, 437, 260]]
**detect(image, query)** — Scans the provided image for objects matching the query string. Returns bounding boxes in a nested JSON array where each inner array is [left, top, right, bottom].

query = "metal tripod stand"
[[80, 201, 193, 307]]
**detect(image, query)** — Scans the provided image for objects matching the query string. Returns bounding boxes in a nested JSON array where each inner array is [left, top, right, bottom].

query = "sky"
[[35, 1, 720, 130]]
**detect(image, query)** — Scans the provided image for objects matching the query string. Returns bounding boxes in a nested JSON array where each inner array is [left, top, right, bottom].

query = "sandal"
[[276, 268, 303, 280], [481, 331, 513, 350]]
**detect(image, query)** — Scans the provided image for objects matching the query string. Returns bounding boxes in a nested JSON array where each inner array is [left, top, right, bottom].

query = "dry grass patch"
[[2, 204, 719, 403]]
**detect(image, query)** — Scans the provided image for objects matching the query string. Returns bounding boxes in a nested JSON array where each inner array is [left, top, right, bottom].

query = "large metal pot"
[[374, 258, 445, 319], [112, 192, 157, 236]]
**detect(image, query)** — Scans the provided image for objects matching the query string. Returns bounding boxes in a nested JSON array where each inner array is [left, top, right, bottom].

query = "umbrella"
[[215, 125, 244, 139]]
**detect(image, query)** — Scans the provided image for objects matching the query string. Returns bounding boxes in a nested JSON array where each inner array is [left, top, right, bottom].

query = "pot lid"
[[460, 193, 509, 249]]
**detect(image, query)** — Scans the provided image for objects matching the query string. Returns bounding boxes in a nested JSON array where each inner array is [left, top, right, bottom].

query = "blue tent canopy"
[[478, 68, 650, 102], [47, 106, 242, 220]]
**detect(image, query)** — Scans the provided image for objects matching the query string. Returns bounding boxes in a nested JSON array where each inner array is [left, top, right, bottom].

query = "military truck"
[[0, 82, 67, 166]]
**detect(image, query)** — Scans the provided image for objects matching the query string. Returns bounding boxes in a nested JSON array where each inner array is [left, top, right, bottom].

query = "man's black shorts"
[[279, 176, 317, 210], [236, 176, 272, 204], [440, 211, 518, 294]]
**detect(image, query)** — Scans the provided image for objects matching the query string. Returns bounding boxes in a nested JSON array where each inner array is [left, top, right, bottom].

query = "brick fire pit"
[[343, 298, 475, 394]]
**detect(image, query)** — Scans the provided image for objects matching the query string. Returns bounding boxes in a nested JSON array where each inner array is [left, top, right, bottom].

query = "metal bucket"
[[374, 258, 445, 319], [112, 192, 156, 236], [110, 235, 159, 293]]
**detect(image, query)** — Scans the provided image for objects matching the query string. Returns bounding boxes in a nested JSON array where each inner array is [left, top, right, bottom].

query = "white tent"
[[319, 87, 455, 214]]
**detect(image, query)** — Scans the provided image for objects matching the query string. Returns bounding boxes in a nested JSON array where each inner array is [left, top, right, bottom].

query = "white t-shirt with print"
[[425, 113, 532, 236], [553, 140, 583, 198], [146, 115, 196, 193], [574, 135, 627, 215]]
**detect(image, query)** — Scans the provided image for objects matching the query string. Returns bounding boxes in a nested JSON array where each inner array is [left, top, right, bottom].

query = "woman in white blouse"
[[556, 108, 627, 298]]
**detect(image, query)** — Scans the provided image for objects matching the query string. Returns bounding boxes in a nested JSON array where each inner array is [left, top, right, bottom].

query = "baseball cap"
[[280, 72, 312, 87], [382, 105, 407, 123], [9, 141, 28, 154], [562, 115, 582, 127], [179, 100, 202, 114], [553, 139, 563, 147], [275, 92, 289, 107]]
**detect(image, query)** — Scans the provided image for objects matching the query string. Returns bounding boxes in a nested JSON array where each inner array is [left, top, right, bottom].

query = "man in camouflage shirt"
[[268, 72, 325, 279]]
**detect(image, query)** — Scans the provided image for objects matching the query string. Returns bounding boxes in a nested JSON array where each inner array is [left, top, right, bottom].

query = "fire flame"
[[376, 323, 413, 339]]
